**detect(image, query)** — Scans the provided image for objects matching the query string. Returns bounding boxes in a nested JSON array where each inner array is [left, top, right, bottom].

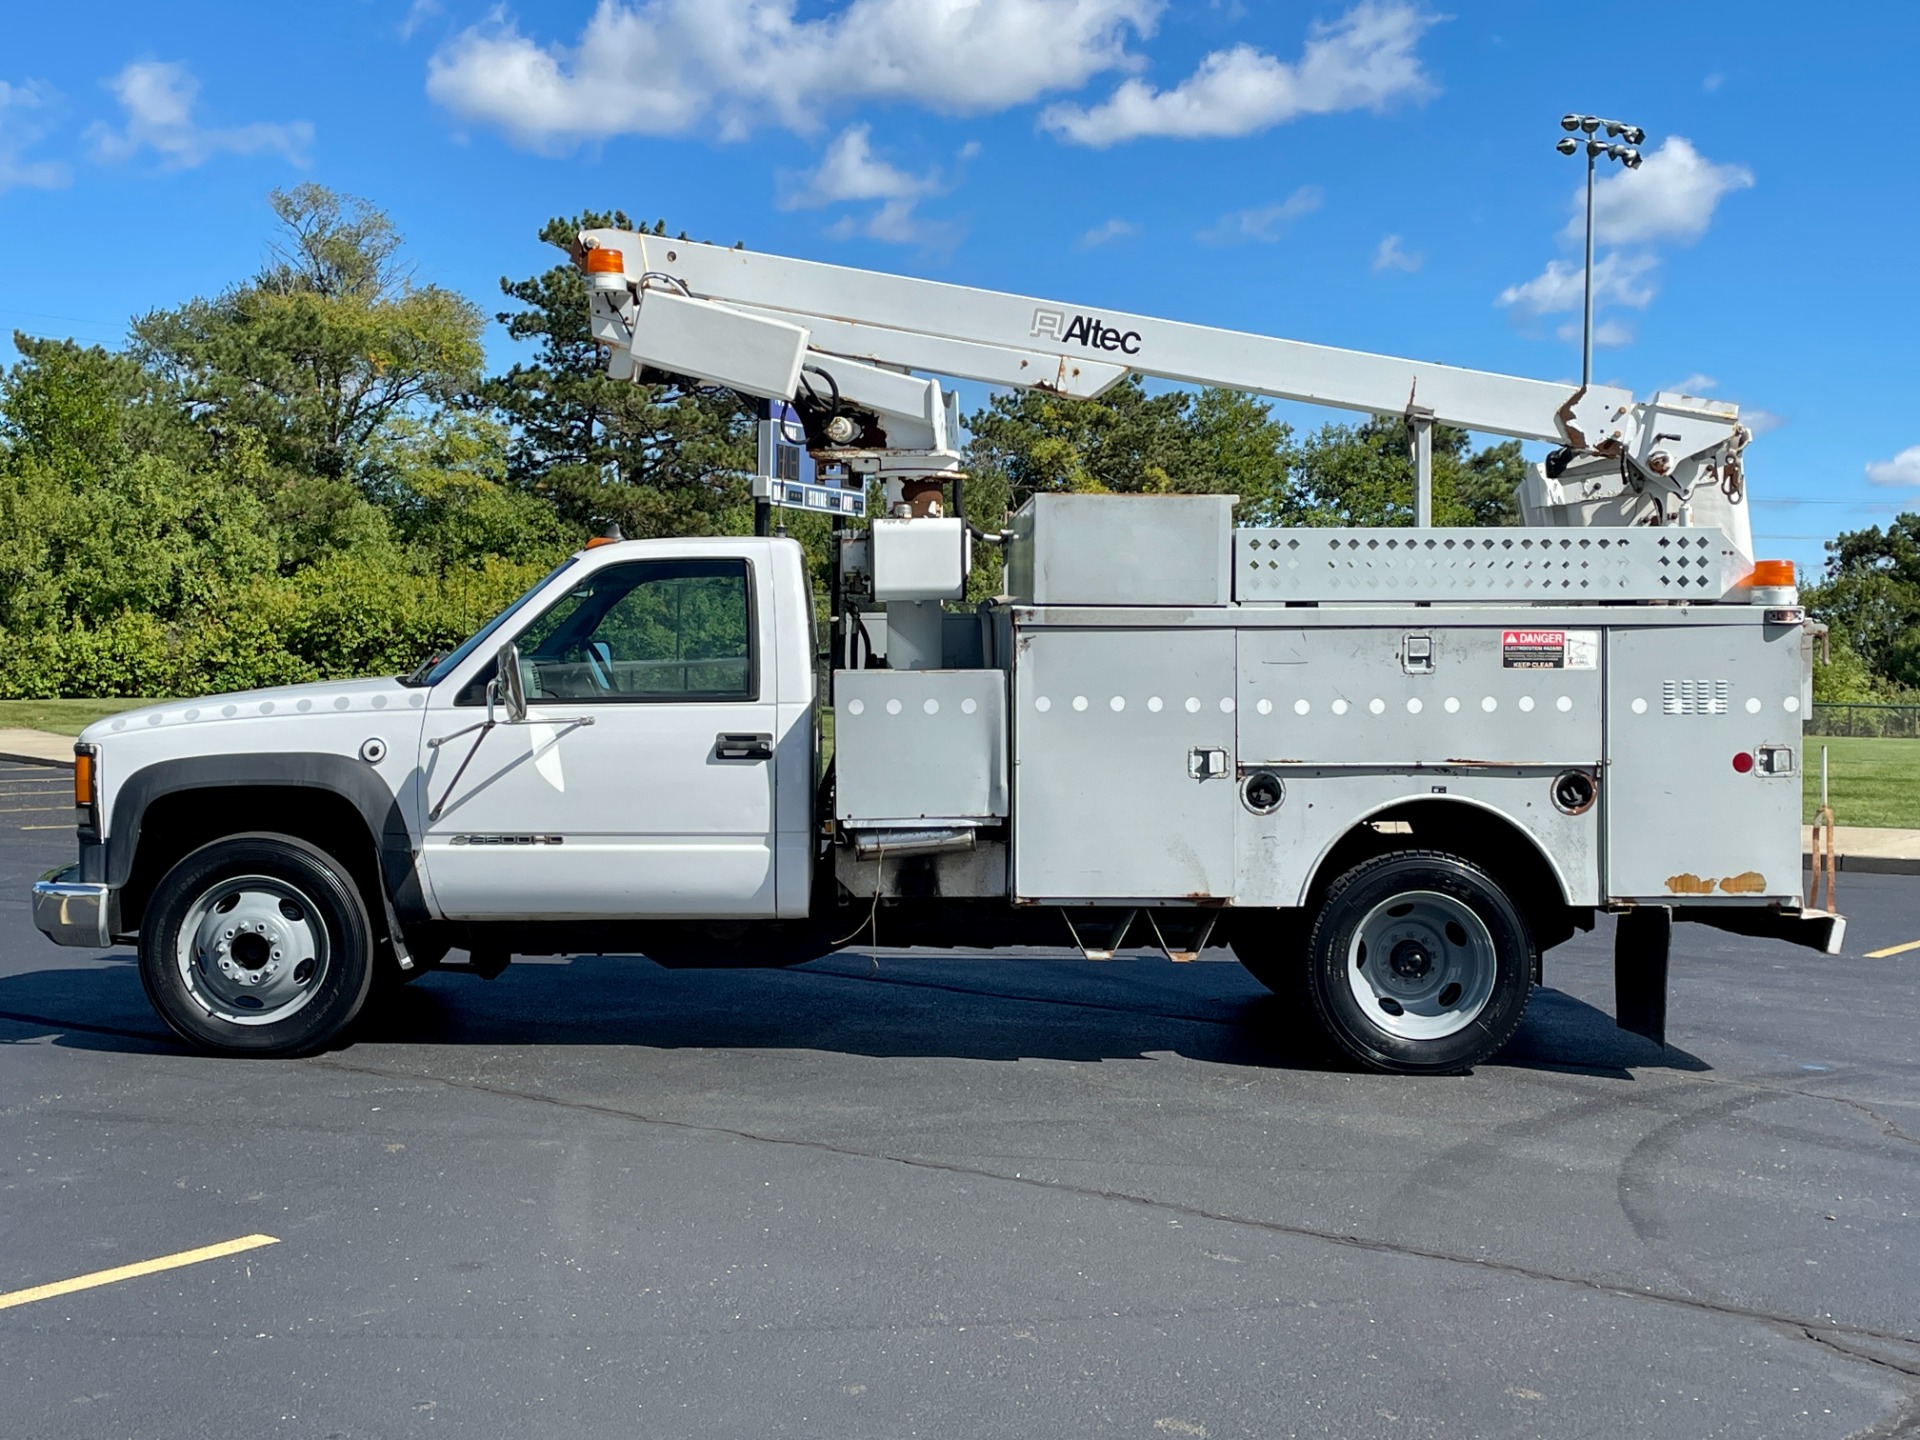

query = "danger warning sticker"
[[1501, 629, 1598, 670]]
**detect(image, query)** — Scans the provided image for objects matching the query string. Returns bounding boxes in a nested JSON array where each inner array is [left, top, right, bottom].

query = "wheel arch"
[[1297, 795, 1582, 956], [108, 754, 424, 941]]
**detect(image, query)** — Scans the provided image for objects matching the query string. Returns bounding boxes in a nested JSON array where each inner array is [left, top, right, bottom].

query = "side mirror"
[[494, 640, 528, 723]]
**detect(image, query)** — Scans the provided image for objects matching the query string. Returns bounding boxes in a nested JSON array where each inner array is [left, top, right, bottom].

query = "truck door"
[[419, 554, 780, 920]]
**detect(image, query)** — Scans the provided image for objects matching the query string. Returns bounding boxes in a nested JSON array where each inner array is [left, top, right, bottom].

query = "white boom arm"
[[575, 230, 1752, 552]]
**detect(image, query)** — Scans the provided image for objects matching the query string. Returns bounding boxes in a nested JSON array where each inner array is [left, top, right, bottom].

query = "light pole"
[[1557, 114, 1644, 388]]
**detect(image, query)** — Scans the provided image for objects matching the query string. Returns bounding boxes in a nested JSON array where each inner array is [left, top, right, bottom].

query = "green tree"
[[1805, 514, 1920, 690], [479, 211, 756, 540], [964, 376, 1295, 522], [131, 184, 486, 486], [1290, 419, 1522, 527], [364, 412, 579, 569], [0, 194, 558, 700], [964, 377, 1521, 532]]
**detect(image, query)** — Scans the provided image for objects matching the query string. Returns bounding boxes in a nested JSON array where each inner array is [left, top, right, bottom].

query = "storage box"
[[1005, 493, 1233, 606]]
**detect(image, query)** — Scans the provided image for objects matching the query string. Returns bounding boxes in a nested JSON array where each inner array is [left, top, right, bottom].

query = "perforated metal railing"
[[1234, 528, 1745, 603]]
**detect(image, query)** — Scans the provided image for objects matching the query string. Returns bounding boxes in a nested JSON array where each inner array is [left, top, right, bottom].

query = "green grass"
[[0, 698, 163, 736], [1803, 735, 1920, 829]]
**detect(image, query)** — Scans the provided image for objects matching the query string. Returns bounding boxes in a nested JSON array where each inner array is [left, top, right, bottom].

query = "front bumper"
[[32, 866, 113, 948]]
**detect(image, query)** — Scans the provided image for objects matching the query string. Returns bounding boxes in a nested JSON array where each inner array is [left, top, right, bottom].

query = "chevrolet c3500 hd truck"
[[31, 233, 1841, 1073]]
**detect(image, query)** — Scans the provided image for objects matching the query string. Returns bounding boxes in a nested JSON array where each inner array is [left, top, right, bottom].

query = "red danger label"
[[1502, 629, 1566, 669]]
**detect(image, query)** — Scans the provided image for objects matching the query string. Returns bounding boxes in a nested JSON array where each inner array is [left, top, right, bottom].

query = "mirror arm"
[[428, 710, 498, 823]]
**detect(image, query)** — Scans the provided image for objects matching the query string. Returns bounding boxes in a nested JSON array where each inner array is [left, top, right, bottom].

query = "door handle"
[[715, 732, 774, 761]]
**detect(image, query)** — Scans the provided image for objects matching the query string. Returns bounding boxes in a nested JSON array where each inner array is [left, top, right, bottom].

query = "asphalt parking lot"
[[1, 760, 1916, 1439]]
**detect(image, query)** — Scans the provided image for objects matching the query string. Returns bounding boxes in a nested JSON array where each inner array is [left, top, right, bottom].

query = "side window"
[[501, 558, 755, 703]]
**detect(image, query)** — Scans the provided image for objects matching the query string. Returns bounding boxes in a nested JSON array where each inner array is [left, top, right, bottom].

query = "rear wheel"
[[139, 835, 375, 1057], [1303, 850, 1535, 1075]]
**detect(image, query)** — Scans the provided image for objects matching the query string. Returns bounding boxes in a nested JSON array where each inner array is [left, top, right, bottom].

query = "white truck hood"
[[79, 676, 424, 746]]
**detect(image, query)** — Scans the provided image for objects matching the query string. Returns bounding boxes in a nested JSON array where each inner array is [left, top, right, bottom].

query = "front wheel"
[[139, 835, 375, 1057], [1304, 850, 1535, 1075]]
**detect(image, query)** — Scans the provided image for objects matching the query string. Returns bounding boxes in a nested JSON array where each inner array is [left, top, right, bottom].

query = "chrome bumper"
[[32, 865, 113, 948]]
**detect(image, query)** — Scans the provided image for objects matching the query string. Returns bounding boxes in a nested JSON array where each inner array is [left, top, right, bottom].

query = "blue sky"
[[2, 0, 1915, 575]]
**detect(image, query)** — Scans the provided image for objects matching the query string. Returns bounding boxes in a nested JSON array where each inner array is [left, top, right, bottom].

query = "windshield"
[[400, 557, 581, 687]]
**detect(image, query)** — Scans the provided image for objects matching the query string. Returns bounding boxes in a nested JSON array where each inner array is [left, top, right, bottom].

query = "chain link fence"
[[1807, 703, 1920, 739]]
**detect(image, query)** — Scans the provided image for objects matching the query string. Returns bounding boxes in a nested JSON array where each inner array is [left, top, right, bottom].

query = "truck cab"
[[35, 537, 821, 1056]]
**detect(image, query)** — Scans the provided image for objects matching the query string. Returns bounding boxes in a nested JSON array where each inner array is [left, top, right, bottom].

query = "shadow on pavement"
[[0, 950, 1709, 1077]]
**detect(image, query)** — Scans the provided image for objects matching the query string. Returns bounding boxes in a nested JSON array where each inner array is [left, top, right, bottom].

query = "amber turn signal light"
[[72, 747, 94, 809]]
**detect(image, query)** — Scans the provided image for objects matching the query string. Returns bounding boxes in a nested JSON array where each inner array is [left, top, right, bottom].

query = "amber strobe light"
[[1746, 560, 1796, 587], [583, 247, 625, 274]]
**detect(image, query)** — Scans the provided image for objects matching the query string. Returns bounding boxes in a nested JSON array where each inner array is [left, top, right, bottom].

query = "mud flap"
[[1614, 906, 1672, 1048]]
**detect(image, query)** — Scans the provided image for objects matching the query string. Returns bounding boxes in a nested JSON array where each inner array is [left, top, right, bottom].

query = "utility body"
[[32, 234, 1842, 1072]]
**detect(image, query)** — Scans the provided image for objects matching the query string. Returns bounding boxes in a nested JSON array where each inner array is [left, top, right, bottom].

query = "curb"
[[1805, 853, 1920, 878], [0, 749, 72, 770]]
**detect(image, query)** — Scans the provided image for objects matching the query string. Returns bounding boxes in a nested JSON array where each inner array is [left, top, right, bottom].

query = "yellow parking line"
[[0, 1234, 279, 1311], [19, 824, 68, 830], [0, 805, 71, 815], [1864, 939, 1920, 959]]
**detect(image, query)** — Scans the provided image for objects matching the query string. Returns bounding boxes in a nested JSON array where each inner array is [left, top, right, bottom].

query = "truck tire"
[[1302, 850, 1534, 1075], [138, 835, 376, 1058]]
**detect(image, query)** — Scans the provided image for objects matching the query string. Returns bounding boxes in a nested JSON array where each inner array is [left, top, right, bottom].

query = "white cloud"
[[427, 0, 1161, 145], [0, 80, 70, 193], [783, 124, 965, 248], [1667, 373, 1717, 395], [1866, 445, 1920, 488], [1371, 232, 1420, 272], [1702, 72, 1724, 94], [1497, 251, 1659, 316], [1077, 217, 1138, 249], [1569, 136, 1753, 247], [1041, 1, 1436, 146], [399, 0, 443, 42], [89, 61, 312, 169], [782, 124, 939, 208], [1197, 185, 1322, 245], [1557, 317, 1634, 348], [825, 197, 963, 250]]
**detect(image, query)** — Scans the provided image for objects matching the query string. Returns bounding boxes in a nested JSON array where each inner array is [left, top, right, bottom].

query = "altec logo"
[[1031, 308, 1142, 355]]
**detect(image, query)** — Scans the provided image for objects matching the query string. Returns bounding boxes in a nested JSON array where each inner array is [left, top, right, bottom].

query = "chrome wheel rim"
[[1346, 889, 1498, 1041], [176, 875, 329, 1026]]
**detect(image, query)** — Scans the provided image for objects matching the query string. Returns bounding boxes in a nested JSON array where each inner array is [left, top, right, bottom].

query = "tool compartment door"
[[1604, 624, 1804, 901], [1012, 627, 1236, 901]]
